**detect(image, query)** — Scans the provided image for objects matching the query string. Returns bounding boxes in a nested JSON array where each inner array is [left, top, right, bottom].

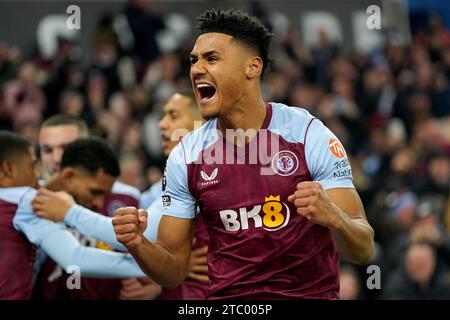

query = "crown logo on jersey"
[[265, 195, 280, 202]]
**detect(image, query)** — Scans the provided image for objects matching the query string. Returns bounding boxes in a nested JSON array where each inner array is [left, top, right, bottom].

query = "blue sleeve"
[[161, 144, 197, 219], [144, 198, 165, 243], [143, 197, 201, 243], [13, 190, 146, 278], [66, 199, 166, 249], [304, 119, 355, 190], [39, 229, 146, 278], [139, 180, 161, 209], [13, 189, 66, 246], [64, 205, 126, 251]]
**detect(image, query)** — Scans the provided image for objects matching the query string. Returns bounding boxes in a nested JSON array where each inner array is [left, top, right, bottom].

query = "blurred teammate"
[[0, 132, 145, 299], [39, 115, 141, 215], [148, 90, 209, 299], [35, 114, 156, 300], [113, 9, 374, 300], [34, 91, 209, 299]]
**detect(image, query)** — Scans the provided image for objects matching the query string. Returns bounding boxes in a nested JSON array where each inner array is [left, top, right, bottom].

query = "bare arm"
[[119, 278, 162, 300], [187, 243, 209, 283], [326, 188, 375, 264], [288, 182, 374, 264], [113, 207, 196, 288]]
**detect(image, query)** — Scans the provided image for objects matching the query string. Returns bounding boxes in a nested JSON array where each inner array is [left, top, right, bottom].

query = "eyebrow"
[[168, 109, 180, 115], [40, 144, 54, 150], [40, 143, 69, 149], [90, 188, 106, 196], [190, 50, 221, 60]]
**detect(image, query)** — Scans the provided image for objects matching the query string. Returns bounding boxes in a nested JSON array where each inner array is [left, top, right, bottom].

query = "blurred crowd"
[[0, 0, 449, 299]]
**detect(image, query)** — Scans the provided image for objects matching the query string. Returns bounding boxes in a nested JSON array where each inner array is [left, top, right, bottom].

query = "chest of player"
[[187, 141, 312, 232], [0, 200, 19, 237], [0, 200, 36, 268]]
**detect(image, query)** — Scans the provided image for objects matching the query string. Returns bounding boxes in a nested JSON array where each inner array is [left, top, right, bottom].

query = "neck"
[[0, 181, 13, 188], [45, 175, 65, 192], [218, 90, 267, 147], [0, 174, 14, 188], [218, 84, 267, 131]]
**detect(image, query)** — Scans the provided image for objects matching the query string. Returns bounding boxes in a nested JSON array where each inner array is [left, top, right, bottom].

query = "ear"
[[0, 160, 14, 179], [61, 167, 76, 182], [246, 56, 263, 79]]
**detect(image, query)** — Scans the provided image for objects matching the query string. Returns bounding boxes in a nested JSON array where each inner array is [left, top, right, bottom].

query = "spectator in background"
[[339, 264, 363, 300], [124, 0, 165, 74], [92, 39, 121, 95], [58, 89, 84, 119], [383, 241, 450, 299], [312, 28, 339, 87], [41, 37, 80, 118], [0, 2, 449, 300], [0, 42, 20, 89], [84, 72, 108, 126], [3, 62, 46, 131]]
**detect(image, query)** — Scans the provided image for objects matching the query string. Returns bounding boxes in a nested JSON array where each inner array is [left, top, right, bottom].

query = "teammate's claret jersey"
[[0, 187, 39, 299], [33, 181, 140, 300], [162, 103, 354, 299]]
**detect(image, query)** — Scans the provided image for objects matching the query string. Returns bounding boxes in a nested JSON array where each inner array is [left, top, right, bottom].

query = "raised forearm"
[[129, 237, 189, 288], [112, 208, 194, 288], [329, 203, 374, 264]]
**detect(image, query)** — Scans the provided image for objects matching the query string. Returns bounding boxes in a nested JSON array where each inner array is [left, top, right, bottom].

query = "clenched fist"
[[287, 181, 340, 228], [112, 207, 148, 250]]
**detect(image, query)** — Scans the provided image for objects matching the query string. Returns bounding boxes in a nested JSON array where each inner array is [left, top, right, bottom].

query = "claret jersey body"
[[163, 103, 354, 299]]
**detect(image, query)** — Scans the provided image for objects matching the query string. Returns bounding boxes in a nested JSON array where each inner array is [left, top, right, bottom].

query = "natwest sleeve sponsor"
[[162, 143, 197, 219], [304, 119, 354, 190]]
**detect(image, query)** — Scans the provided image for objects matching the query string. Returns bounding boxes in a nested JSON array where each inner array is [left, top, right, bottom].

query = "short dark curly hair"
[[196, 8, 273, 77], [0, 131, 31, 164], [61, 137, 120, 178]]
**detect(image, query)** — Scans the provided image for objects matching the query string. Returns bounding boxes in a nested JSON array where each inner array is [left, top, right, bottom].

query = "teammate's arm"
[[32, 188, 127, 250], [33, 188, 206, 283], [39, 228, 147, 278], [14, 190, 147, 278], [32, 188, 160, 251]]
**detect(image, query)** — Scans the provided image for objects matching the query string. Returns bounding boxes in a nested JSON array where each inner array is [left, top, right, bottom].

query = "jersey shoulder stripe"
[[0, 187, 35, 205], [175, 118, 219, 165], [268, 102, 316, 144]]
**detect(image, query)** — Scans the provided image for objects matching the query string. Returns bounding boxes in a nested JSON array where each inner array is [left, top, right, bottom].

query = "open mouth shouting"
[[196, 83, 217, 104]]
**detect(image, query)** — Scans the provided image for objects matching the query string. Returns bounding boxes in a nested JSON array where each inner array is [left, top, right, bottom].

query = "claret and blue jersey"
[[0, 186, 146, 300], [162, 102, 354, 299]]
